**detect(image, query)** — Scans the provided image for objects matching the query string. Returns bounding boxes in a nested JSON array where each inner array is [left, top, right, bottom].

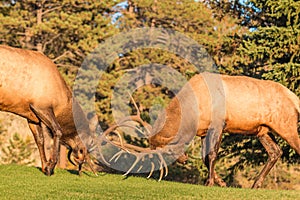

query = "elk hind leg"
[[30, 104, 63, 175], [252, 127, 282, 189], [272, 122, 300, 156]]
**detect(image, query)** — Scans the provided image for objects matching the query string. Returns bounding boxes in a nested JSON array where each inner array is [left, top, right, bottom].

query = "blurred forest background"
[[0, 0, 299, 189]]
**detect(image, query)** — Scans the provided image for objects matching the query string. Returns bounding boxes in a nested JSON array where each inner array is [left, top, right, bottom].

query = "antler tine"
[[147, 162, 155, 179], [127, 91, 152, 135], [157, 154, 168, 181], [123, 153, 144, 177], [158, 164, 164, 181], [137, 165, 143, 173], [157, 152, 168, 178], [98, 149, 111, 166], [128, 91, 140, 116], [136, 155, 147, 173], [109, 150, 124, 163], [85, 154, 99, 176], [114, 131, 125, 149]]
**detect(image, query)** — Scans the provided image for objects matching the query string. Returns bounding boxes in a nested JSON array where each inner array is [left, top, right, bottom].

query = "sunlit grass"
[[0, 164, 299, 200]]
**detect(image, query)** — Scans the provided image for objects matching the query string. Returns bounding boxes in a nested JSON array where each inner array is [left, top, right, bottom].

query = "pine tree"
[[1, 133, 36, 165], [211, 0, 300, 96]]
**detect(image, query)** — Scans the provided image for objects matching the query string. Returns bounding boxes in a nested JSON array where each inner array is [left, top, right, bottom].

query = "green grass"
[[0, 164, 299, 200]]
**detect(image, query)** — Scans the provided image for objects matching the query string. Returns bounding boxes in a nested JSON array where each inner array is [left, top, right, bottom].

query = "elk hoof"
[[251, 182, 262, 189], [215, 179, 227, 187], [205, 179, 215, 187], [214, 176, 227, 187]]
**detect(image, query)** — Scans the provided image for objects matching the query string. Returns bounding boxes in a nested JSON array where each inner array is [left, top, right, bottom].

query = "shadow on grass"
[[35, 166, 103, 177]]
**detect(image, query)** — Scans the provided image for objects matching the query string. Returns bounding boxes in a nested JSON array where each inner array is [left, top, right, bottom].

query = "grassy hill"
[[0, 164, 299, 200]]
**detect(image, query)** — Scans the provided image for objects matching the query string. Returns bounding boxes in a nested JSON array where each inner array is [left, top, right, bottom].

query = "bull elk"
[[104, 72, 300, 189], [149, 72, 300, 188], [0, 45, 96, 175]]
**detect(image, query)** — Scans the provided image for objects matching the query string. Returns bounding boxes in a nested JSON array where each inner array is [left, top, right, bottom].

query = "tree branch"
[[52, 51, 72, 62], [42, 33, 61, 52], [42, 6, 62, 16]]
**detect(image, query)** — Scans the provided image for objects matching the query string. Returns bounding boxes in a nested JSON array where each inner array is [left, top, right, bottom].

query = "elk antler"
[[81, 154, 99, 176], [99, 92, 168, 181]]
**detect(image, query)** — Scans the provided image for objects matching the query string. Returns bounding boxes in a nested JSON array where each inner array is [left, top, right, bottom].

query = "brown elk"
[[0, 45, 96, 175], [104, 72, 300, 188], [147, 72, 300, 188]]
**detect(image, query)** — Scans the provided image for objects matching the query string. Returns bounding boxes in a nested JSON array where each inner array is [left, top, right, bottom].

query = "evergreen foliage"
[[0, 0, 121, 85], [1, 133, 35, 165], [211, 0, 300, 96]]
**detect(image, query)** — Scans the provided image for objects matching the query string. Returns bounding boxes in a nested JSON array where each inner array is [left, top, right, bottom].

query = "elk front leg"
[[201, 128, 224, 187], [28, 122, 48, 174], [30, 104, 63, 175], [252, 129, 282, 189]]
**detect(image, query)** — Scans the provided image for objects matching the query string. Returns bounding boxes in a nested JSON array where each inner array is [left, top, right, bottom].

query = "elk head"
[[62, 105, 99, 176], [148, 97, 189, 164], [61, 134, 97, 176]]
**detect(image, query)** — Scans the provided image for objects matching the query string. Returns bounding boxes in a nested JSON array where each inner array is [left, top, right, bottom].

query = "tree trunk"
[[36, 3, 43, 52]]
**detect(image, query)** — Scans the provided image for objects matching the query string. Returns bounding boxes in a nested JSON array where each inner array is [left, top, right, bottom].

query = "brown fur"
[[149, 72, 300, 188], [0, 45, 91, 175]]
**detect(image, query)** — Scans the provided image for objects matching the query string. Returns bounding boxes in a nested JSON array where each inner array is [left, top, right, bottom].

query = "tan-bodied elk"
[[106, 72, 300, 188], [0, 45, 96, 175], [148, 72, 300, 189]]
